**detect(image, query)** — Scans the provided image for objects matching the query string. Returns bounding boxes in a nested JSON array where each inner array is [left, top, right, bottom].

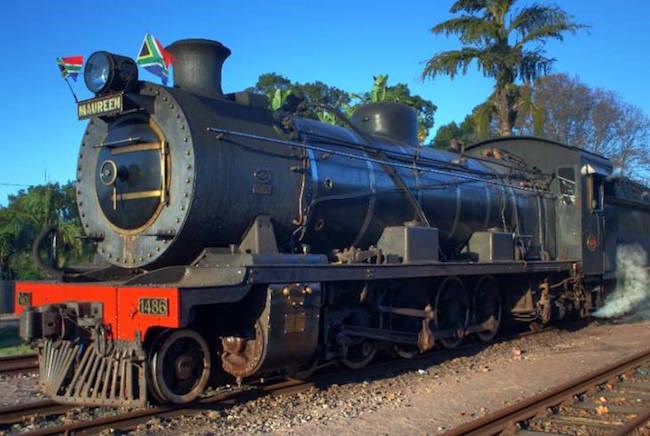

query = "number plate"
[[138, 298, 169, 316]]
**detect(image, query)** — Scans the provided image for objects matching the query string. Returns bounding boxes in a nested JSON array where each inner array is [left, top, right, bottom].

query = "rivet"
[[183, 193, 188, 198], [176, 218, 180, 223], [185, 178, 191, 184], [184, 137, 188, 142], [163, 96, 168, 101], [181, 125, 185, 130], [180, 205, 185, 211], [186, 164, 192, 170], [79, 154, 83, 159], [176, 114, 180, 119], [107, 253, 112, 258], [156, 247, 160, 252], [185, 150, 191, 156], [148, 253, 152, 258], [139, 257, 143, 261]]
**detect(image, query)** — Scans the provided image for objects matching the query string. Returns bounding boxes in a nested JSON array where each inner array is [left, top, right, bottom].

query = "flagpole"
[[64, 77, 79, 103]]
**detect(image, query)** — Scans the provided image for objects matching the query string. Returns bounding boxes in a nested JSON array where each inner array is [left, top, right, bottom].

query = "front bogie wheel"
[[148, 329, 211, 404]]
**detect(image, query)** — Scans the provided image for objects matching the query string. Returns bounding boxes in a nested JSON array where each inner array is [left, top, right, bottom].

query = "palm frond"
[[431, 16, 499, 45], [421, 48, 483, 80], [517, 50, 554, 82], [473, 99, 497, 139], [450, 0, 488, 14], [487, 0, 516, 26], [510, 4, 587, 47]]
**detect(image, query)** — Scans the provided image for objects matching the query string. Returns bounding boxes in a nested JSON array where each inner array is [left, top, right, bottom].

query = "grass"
[[0, 326, 34, 356]]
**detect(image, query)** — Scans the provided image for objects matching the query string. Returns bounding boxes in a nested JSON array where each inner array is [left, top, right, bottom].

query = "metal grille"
[[40, 339, 146, 407]]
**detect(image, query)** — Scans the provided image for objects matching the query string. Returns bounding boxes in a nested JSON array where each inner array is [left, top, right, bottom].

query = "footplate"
[[40, 339, 147, 407]]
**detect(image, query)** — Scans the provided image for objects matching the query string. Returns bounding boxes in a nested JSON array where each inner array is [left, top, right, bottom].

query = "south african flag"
[[136, 33, 174, 85], [57, 56, 83, 81]]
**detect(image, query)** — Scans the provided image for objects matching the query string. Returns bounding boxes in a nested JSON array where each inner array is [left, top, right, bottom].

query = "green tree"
[[432, 113, 477, 149], [0, 182, 90, 279], [247, 73, 351, 115], [422, 0, 584, 136], [248, 73, 292, 103]]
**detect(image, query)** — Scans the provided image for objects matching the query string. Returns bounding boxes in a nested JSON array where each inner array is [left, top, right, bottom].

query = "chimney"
[[167, 39, 231, 97]]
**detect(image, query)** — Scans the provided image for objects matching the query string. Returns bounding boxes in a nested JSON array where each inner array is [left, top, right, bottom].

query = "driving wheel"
[[473, 276, 502, 342], [435, 277, 469, 349]]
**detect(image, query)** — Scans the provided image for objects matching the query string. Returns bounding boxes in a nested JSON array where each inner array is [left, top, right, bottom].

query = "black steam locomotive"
[[16, 39, 650, 407]]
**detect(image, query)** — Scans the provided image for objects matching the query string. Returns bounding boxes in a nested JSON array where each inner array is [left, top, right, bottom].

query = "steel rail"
[[0, 400, 70, 426], [444, 347, 650, 435], [0, 354, 38, 375]]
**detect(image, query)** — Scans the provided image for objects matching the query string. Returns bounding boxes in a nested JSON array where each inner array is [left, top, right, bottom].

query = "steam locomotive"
[[15, 39, 650, 407]]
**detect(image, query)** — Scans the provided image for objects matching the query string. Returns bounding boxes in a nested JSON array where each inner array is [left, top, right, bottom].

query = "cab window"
[[557, 166, 576, 205], [587, 174, 604, 212]]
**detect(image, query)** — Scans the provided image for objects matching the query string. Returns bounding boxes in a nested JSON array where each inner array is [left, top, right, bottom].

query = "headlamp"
[[84, 51, 138, 95]]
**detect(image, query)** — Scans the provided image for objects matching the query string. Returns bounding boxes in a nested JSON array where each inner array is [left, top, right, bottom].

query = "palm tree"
[[422, 0, 585, 136]]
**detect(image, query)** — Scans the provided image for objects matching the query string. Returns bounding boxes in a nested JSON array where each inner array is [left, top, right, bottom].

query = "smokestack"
[[167, 39, 231, 98]]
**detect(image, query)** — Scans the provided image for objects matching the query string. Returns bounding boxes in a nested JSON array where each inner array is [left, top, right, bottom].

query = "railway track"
[[0, 400, 70, 426], [445, 347, 650, 435], [0, 324, 569, 434], [11, 380, 307, 435], [0, 354, 38, 375]]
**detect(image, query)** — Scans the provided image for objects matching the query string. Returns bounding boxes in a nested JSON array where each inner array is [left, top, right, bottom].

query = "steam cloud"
[[593, 244, 649, 319]]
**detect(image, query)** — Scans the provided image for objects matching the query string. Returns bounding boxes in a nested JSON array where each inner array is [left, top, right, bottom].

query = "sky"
[[1, 0, 649, 204]]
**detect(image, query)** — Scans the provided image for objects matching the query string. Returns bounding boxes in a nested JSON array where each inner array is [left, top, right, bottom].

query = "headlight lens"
[[84, 51, 138, 95], [85, 52, 113, 94]]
